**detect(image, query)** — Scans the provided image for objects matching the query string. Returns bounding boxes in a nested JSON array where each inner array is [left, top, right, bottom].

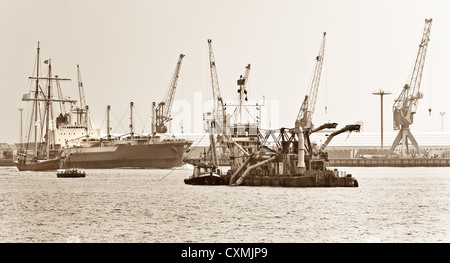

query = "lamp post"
[[372, 90, 391, 149], [440, 112, 445, 132], [18, 108, 24, 147]]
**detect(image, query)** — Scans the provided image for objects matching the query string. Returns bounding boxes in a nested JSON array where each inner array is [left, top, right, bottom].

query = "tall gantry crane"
[[155, 54, 185, 133], [390, 19, 432, 155], [295, 32, 326, 130]]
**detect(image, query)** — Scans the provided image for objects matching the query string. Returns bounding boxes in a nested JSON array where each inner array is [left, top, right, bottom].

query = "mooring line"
[[158, 133, 207, 182]]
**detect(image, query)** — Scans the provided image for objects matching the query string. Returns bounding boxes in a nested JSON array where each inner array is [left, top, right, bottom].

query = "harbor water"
[[0, 165, 449, 243]]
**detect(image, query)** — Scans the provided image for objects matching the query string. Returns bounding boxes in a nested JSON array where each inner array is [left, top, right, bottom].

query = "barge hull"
[[236, 175, 358, 187], [186, 173, 358, 187]]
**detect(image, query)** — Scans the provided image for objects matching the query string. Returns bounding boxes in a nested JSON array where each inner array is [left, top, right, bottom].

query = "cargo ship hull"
[[63, 140, 192, 169]]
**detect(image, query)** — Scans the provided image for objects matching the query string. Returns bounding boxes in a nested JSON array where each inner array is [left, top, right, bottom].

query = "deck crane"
[[155, 54, 185, 133], [206, 39, 250, 171], [207, 39, 229, 159], [390, 19, 432, 155], [54, 75, 75, 128], [207, 39, 226, 135], [76, 65, 88, 126], [55, 75, 66, 115], [295, 32, 326, 130]]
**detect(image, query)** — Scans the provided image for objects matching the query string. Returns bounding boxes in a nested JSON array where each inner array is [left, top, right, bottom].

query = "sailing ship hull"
[[63, 140, 192, 169], [14, 158, 62, 171]]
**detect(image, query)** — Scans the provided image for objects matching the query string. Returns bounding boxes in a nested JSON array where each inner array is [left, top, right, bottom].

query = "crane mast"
[[155, 54, 185, 133], [296, 32, 326, 130], [390, 19, 432, 155]]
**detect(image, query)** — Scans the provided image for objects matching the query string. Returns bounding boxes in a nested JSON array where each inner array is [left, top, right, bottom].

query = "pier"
[[329, 157, 450, 167]]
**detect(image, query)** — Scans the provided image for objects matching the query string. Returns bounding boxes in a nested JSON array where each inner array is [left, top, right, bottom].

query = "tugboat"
[[184, 162, 225, 185], [185, 116, 226, 186], [57, 169, 86, 178]]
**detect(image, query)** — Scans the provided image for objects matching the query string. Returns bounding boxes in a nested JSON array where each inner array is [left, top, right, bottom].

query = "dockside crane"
[[155, 54, 185, 133], [295, 32, 326, 130], [390, 19, 432, 155]]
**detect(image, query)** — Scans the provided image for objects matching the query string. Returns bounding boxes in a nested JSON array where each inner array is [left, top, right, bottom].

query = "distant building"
[[176, 131, 450, 160]]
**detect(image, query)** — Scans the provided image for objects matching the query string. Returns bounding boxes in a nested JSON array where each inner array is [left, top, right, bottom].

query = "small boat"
[[57, 169, 86, 178], [184, 163, 225, 185]]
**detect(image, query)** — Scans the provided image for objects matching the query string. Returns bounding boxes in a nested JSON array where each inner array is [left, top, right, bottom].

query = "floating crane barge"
[[185, 124, 360, 187], [185, 37, 359, 188]]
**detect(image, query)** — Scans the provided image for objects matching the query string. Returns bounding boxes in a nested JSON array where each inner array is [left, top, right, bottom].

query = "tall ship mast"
[[15, 42, 75, 171]]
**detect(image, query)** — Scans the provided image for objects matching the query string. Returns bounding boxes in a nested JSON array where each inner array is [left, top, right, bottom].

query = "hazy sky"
[[1, 0, 450, 143]]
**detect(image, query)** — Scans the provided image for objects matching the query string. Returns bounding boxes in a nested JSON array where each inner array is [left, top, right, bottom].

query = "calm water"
[[0, 165, 448, 243]]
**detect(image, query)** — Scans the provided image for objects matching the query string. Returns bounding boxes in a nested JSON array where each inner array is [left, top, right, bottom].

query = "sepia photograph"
[[0, 0, 448, 256]]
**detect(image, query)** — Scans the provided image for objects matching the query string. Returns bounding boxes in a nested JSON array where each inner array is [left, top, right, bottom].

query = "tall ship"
[[15, 42, 74, 171], [15, 44, 192, 171]]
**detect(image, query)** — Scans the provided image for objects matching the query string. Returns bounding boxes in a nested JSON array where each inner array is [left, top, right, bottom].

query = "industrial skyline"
[[1, 0, 450, 144]]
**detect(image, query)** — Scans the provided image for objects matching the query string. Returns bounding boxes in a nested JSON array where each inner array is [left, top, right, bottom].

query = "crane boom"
[[207, 39, 225, 135], [296, 32, 326, 130], [319, 124, 361, 153], [390, 19, 432, 155], [155, 54, 185, 133]]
